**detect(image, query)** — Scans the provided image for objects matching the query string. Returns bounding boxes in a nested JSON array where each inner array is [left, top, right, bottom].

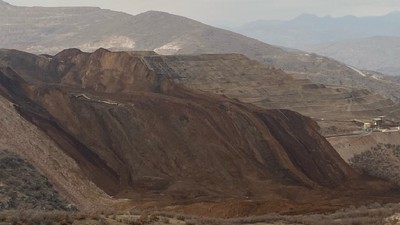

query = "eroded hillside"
[[0, 49, 398, 216]]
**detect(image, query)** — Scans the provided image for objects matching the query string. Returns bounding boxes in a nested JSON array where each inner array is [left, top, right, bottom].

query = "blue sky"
[[5, 0, 400, 26]]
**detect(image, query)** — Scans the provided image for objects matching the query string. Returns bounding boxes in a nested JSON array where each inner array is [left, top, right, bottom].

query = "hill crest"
[[0, 0, 10, 6]]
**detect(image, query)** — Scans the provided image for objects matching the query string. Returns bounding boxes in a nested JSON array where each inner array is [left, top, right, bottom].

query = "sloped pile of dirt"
[[0, 49, 398, 216]]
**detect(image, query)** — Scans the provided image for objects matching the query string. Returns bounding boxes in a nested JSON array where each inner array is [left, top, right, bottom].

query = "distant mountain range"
[[305, 36, 400, 76], [234, 11, 400, 48], [0, 1, 359, 76], [233, 12, 400, 76], [1, 1, 400, 101]]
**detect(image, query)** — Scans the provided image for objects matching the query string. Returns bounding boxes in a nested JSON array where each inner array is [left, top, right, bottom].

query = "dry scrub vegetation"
[[0, 150, 74, 211], [2, 202, 400, 225], [349, 143, 400, 186]]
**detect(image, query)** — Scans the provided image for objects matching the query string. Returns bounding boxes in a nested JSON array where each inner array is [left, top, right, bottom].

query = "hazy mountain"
[[2, 2, 400, 102], [0, 0, 10, 6], [305, 36, 400, 76], [234, 12, 400, 76], [0, 1, 365, 78], [235, 11, 400, 48]]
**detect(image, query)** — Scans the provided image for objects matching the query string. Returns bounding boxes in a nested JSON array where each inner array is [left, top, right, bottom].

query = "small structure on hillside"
[[354, 115, 400, 132], [372, 117, 384, 129], [363, 122, 371, 130], [356, 116, 388, 131]]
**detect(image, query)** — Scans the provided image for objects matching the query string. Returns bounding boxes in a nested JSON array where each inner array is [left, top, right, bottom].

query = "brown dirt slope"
[[0, 48, 354, 190], [0, 49, 398, 216]]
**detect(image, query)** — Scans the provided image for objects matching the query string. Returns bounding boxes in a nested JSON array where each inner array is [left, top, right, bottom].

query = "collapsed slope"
[[0, 48, 382, 213], [0, 48, 354, 191]]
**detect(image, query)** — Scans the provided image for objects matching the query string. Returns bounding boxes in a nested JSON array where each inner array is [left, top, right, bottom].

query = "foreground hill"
[[0, 48, 398, 215]]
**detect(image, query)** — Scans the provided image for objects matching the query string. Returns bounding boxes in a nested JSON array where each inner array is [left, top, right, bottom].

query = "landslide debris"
[[0, 48, 398, 216]]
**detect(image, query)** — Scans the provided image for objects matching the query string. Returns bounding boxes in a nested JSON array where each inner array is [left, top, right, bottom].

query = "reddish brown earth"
[[0, 49, 399, 217]]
